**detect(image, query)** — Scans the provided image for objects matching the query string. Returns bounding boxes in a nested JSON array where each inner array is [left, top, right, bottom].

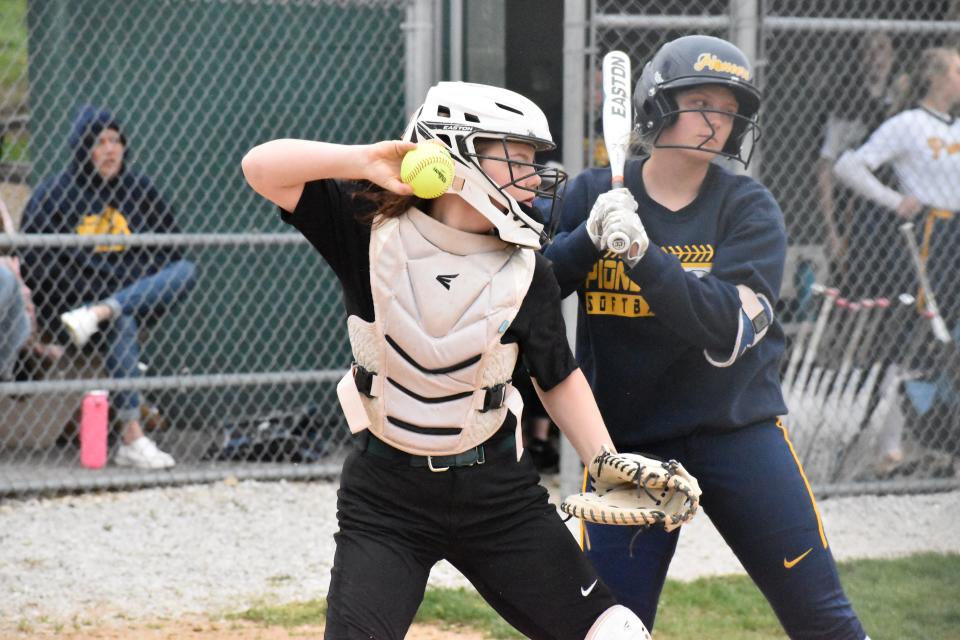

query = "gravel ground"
[[1, 478, 958, 631]]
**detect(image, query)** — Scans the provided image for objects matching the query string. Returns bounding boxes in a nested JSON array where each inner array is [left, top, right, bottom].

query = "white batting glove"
[[602, 211, 648, 267], [586, 188, 638, 250]]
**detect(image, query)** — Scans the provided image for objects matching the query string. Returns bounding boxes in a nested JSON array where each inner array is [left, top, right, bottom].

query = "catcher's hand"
[[561, 448, 701, 532]]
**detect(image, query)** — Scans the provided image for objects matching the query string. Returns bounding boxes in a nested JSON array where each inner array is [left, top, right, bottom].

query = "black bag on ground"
[[203, 404, 335, 463]]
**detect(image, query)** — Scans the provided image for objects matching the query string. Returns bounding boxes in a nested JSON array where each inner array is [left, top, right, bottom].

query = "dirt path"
[[13, 618, 486, 639]]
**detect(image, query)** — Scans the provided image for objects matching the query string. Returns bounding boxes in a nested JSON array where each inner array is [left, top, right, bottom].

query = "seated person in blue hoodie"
[[20, 106, 197, 469]]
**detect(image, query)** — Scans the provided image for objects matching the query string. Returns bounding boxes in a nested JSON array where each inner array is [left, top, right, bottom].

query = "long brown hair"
[[351, 137, 507, 225], [350, 180, 429, 226]]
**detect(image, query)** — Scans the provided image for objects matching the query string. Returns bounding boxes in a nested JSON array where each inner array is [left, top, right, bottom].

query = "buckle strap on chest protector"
[[480, 383, 506, 412], [353, 364, 376, 396], [352, 364, 507, 412]]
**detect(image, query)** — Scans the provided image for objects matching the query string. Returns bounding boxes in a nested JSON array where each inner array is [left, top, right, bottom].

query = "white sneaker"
[[60, 307, 100, 348], [115, 436, 176, 469]]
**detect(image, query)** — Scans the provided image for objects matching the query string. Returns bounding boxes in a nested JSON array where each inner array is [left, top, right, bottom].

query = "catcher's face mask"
[[403, 81, 566, 248]]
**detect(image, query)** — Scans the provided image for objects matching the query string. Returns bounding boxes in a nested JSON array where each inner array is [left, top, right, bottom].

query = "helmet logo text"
[[693, 53, 751, 81], [435, 124, 474, 132]]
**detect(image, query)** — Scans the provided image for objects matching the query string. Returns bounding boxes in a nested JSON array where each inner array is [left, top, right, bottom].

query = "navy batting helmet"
[[634, 35, 762, 166]]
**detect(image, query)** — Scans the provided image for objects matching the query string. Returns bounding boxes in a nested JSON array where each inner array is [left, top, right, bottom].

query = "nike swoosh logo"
[[783, 548, 813, 569], [581, 579, 598, 597]]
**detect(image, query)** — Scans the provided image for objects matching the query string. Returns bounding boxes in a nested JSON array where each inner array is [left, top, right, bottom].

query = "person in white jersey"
[[835, 47, 960, 218], [834, 46, 960, 472]]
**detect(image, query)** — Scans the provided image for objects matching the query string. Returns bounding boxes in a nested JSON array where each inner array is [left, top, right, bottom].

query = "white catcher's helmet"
[[403, 81, 566, 248]]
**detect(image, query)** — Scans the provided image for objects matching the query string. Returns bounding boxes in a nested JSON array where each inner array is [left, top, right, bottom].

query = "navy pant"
[[584, 419, 867, 640]]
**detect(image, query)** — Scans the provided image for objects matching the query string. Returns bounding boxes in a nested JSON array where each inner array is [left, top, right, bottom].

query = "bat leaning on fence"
[[786, 285, 839, 401], [782, 286, 931, 483], [799, 297, 856, 477], [834, 296, 937, 481], [900, 221, 952, 344], [783, 284, 832, 394]]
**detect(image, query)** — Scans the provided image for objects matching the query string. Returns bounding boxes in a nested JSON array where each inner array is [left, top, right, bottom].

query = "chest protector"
[[336, 207, 535, 456]]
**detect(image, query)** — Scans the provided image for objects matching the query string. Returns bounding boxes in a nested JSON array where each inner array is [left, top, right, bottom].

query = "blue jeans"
[[0, 267, 30, 378], [99, 260, 197, 422]]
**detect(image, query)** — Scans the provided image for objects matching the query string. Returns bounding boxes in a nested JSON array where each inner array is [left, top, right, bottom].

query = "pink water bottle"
[[79, 390, 109, 469]]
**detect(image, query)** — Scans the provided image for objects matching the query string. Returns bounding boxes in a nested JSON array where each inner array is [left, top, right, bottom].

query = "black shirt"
[[280, 179, 576, 391]]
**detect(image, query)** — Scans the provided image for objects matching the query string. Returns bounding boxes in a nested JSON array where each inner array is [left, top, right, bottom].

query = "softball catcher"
[[242, 81, 681, 639]]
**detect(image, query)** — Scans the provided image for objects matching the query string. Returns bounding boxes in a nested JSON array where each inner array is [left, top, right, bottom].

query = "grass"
[[0, 0, 28, 165], [834, 553, 960, 640], [231, 552, 960, 639], [1, 134, 27, 161], [654, 553, 960, 639], [416, 588, 523, 638], [0, 0, 27, 106], [230, 599, 327, 628]]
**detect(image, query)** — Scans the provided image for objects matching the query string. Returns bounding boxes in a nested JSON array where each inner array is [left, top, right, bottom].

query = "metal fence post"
[[404, 0, 437, 119], [559, 0, 589, 499], [730, 0, 761, 177]]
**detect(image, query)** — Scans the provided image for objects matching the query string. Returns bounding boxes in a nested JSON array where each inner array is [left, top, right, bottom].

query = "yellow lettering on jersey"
[[75, 206, 131, 252], [927, 137, 960, 160], [584, 255, 648, 317], [582, 244, 715, 318], [615, 262, 640, 292], [585, 292, 653, 317], [586, 261, 599, 288], [586, 256, 641, 292]]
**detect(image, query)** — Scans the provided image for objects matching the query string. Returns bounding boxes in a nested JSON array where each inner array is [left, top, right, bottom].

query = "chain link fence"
[[2, 0, 959, 497], [587, 0, 960, 495], [0, 0, 410, 494]]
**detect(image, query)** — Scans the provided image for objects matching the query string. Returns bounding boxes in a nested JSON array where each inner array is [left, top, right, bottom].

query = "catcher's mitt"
[[561, 448, 701, 532]]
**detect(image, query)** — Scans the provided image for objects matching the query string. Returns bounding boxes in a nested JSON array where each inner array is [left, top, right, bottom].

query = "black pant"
[[324, 439, 616, 640]]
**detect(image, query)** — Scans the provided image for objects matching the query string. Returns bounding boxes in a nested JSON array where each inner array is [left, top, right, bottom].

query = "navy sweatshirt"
[[544, 158, 788, 448], [20, 106, 181, 332]]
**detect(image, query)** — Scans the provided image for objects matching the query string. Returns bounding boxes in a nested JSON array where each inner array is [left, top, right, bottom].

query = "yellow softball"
[[400, 143, 455, 199]]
